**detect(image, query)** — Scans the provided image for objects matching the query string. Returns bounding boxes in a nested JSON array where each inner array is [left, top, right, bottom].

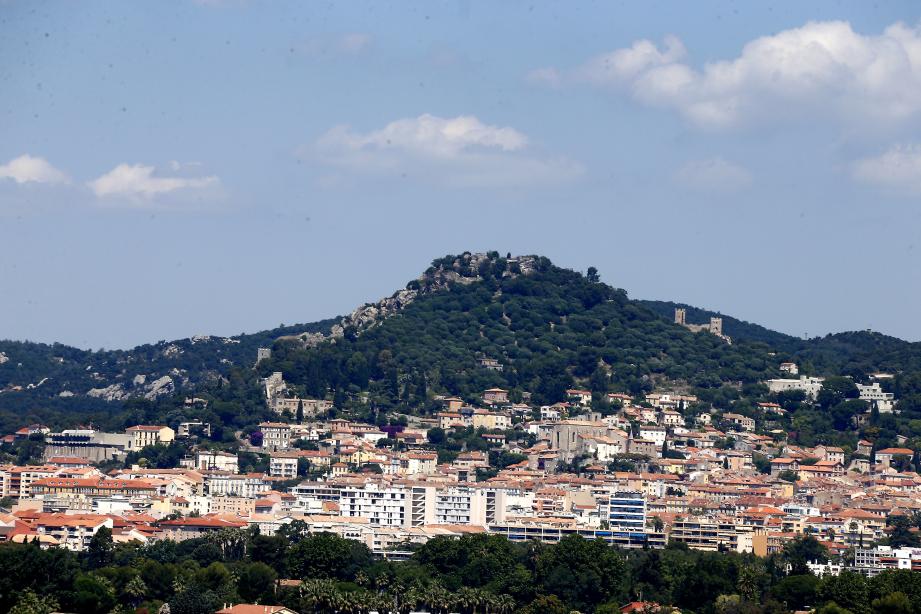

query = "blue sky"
[[2, 0, 921, 349]]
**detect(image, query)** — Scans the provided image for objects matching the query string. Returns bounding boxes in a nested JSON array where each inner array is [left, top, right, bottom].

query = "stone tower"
[[708, 317, 723, 336], [674, 308, 686, 326]]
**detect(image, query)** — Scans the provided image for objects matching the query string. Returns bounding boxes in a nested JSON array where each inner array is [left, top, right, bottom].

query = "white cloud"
[[853, 145, 921, 193], [674, 157, 753, 192], [88, 163, 219, 200], [312, 114, 582, 188], [551, 21, 921, 129], [0, 154, 68, 184]]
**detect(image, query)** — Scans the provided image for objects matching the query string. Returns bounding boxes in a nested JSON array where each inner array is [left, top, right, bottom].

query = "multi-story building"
[[721, 413, 755, 432], [854, 546, 921, 575], [159, 516, 249, 541], [639, 426, 667, 446], [608, 491, 646, 533], [482, 388, 509, 405], [191, 450, 239, 473], [406, 486, 501, 526], [204, 472, 270, 498], [489, 520, 666, 550], [29, 477, 161, 499], [8, 465, 59, 498], [765, 376, 825, 399], [269, 454, 299, 479], [259, 422, 292, 451], [340, 484, 409, 528], [550, 420, 612, 461], [43, 430, 131, 463], [856, 383, 895, 413], [125, 425, 175, 451], [33, 514, 114, 551]]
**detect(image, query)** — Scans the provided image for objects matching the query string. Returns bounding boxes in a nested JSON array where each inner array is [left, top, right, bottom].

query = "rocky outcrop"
[[144, 375, 175, 400], [87, 383, 130, 401], [282, 252, 537, 348]]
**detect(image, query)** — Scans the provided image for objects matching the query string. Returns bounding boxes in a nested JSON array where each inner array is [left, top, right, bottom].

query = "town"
[[0, 352, 915, 587]]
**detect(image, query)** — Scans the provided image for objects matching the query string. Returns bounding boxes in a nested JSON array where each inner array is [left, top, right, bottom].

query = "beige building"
[[126, 425, 175, 451], [269, 453, 299, 479], [259, 422, 292, 451]]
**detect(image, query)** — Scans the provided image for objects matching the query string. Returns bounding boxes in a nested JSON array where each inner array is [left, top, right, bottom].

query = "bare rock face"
[[144, 375, 175, 400], [87, 383, 130, 401], [162, 344, 183, 358], [276, 252, 537, 350]]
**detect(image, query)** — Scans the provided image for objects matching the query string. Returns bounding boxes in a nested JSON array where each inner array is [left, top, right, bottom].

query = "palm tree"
[[455, 587, 478, 614], [494, 594, 516, 614], [300, 579, 336, 612], [477, 589, 496, 614], [124, 575, 148, 608], [404, 584, 424, 613], [423, 581, 450, 614]]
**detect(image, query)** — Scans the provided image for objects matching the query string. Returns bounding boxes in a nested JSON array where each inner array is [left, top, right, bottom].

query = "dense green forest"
[[642, 300, 921, 378], [258, 254, 786, 409], [2, 527, 916, 614]]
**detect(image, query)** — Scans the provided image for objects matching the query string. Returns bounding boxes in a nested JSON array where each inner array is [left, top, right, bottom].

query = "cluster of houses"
[[0, 366, 913, 587]]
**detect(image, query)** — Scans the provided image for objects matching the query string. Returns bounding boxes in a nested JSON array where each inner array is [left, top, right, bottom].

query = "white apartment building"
[[204, 472, 270, 498], [765, 376, 825, 398], [855, 546, 921, 574], [639, 426, 667, 446], [340, 484, 409, 528], [856, 383, 895, 413], [192, 450, 239, 473], [407, 485, 507, 527]]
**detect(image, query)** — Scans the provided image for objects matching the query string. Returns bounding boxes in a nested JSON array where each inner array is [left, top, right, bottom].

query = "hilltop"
[[4, 251, 921, 424], [256, 253, 791, 409]]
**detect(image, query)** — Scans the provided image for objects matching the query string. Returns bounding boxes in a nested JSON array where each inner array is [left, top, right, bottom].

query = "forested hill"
[[5, 251, 921, 417], [641, 300, 921, 379], [0, 318, 337, 401], [257, 253, 789, 408], [638, 300, 802, 351]]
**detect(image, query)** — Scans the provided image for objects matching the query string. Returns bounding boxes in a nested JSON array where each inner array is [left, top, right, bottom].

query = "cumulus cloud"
[[546, 21, 921, 129], [88, 163, 219, 200], [853, 145, 921, 193], [0, 154, 68, 184], [312, 114, 581, 188], [674, 157, 753, 192]]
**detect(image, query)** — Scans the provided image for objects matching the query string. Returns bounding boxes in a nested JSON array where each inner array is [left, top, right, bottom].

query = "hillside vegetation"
[[259, 254, 785, 409]]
